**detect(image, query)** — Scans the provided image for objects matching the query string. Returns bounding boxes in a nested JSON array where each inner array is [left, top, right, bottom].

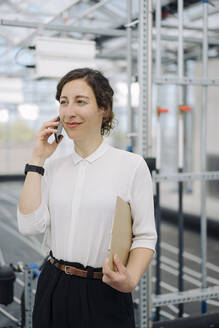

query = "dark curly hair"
[[56, 67, 116, 136]]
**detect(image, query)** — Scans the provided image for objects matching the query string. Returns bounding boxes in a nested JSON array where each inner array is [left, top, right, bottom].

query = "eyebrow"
[[60, 95, 90, 100]]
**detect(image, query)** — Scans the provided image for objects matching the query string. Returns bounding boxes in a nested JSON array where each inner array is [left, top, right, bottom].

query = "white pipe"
[[156, 0, 161, 79], [156, 117, 161, 170], [178, 113, 184, 169], [127, 0, 132, 139], [147, 0, 153, 157], [156, 0, 161, 170], [178, 0, 184, 169]]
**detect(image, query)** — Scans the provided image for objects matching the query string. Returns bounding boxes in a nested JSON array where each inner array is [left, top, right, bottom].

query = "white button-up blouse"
[[17, 138, 157, 268]]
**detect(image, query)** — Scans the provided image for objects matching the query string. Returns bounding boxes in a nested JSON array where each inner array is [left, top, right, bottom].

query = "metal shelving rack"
[[139, 0, 219, 326]]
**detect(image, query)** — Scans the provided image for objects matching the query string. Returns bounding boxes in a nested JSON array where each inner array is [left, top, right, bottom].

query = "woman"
[[17, 68, 157, 328]]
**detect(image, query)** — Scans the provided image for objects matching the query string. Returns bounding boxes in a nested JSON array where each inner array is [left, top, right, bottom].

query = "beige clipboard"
[[108, 196, 133, 271]]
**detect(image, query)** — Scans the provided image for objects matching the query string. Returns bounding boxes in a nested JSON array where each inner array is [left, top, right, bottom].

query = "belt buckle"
[[64, 266, 71, 275]]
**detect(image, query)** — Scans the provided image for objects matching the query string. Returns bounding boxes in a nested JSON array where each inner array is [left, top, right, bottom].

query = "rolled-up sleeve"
[[17, 165, 51, 236], [129, 156, 157, 252]]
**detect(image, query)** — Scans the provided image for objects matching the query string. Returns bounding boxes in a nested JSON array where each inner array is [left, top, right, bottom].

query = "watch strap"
[[24, 164, 45, 176]]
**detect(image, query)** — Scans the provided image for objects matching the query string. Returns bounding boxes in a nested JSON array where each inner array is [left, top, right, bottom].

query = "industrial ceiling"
[[0, 0, 219, 78]]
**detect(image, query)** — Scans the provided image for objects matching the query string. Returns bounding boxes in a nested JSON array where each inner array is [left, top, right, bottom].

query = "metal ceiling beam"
[[161, 23, 219, 33], [13, 0, 118, 49], [157, 33, 219, 46], [2, 18, 219, 46], [14, 0, 83, 47], [93, 0, 203, 49], [0, 19, 125, 37]]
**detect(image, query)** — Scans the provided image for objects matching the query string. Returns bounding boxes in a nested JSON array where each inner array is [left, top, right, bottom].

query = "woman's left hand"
[[102, 254, 137, 293]]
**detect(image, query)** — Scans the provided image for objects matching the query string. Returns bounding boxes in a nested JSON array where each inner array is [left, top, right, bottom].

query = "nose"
[[63, 102, 77, 118]]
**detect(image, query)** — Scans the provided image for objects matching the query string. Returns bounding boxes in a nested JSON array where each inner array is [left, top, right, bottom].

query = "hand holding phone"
[[54, 116, 63, 143]]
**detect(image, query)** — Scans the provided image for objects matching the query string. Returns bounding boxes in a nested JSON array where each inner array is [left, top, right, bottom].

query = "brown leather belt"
[[50, 257, 103, 280]]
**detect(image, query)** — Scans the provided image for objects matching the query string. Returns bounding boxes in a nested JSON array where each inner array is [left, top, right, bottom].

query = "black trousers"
[[32, 255, 136, 328]]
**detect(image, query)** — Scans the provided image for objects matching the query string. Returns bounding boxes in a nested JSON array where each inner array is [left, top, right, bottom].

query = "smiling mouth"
[[66, 122, 82, 125], [66, 122, 82, 127]]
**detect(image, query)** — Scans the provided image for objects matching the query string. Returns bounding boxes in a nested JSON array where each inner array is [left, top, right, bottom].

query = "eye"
[[77, 99, 87, 105], [60, 100, 67, 105]]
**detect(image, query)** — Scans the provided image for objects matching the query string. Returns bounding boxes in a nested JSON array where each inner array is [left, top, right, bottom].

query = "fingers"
[[38, 127, 57, 140], [102, 258, 117, 280], [39, 115, 60, 130], [38, 116, 61, 141], [102, 255, 125, 277], [40, 120, 60, 132], [50, 135, 63, 146], [102, 257, 126, 291], [113, 254, 126, 274], [102, 258, 110, 274]]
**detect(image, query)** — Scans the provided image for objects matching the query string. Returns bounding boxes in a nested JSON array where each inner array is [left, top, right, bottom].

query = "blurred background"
[[0, 0, 219, 327]]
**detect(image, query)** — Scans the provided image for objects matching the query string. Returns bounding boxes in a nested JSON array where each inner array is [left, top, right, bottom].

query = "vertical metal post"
[[127, 0, 133, 151], [201, 0, 208, 314], [24, 266, 33, 328], [138, 0, 152, 158], [147, 265, 153, 328], [155, 0, 162, 321], [138, 0, 153, 327], [177, 0, 184, 318], [139, 268, 152, 328], [155, 123, 161, 321]]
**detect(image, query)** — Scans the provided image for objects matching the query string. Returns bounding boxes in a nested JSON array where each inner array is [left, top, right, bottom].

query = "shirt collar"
[[72, 138, 110, 165]]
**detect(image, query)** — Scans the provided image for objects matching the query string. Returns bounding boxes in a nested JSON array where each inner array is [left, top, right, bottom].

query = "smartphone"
[[54, 116, 63, 143]]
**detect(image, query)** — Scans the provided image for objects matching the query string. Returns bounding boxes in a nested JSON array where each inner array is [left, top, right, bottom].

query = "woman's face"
[[59, 78, 105, 141]]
